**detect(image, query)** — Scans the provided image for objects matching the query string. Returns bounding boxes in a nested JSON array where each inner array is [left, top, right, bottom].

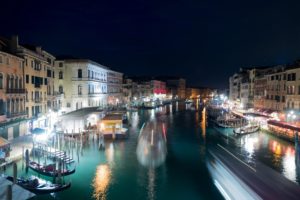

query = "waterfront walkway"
[[1, 135, 32, 168]]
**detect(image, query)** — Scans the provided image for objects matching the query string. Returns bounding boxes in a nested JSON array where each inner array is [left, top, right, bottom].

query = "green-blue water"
[[5, 103, 300, 199]]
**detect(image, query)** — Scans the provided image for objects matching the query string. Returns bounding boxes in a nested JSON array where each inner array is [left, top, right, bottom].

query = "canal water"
[[4, 102, 300, 199]]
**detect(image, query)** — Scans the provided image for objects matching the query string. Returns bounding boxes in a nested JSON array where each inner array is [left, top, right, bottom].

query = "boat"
[[127, 107, 138, 112], [185, 99, 193, 104], [143, 101, 157, 109], [233, 125, 260, 135], [28, 161, 75, 177], [6, 176, 71, 194]]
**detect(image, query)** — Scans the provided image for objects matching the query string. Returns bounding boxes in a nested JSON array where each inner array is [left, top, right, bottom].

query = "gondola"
[[28, 161, 75, 177], [6, 176, 71, 194]]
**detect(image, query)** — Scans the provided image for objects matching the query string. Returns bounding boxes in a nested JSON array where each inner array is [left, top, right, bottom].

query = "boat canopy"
[[267, 120, 300, 132]]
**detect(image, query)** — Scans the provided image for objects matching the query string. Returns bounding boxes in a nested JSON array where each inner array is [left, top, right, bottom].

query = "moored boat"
[[185, 99, 193, 104], [6, 176, 71, 194], [233, 125, 260, 135], [28, 161, 75, 177]]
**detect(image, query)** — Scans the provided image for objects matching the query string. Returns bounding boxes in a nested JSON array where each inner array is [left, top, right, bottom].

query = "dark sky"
[[2, 0, 300, 88]]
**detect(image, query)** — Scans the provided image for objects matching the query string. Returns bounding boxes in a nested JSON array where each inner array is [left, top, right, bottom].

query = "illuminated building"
[[53, 59, 109, 113], [0, 36, 27, 139], [107, 69, 123, 106]]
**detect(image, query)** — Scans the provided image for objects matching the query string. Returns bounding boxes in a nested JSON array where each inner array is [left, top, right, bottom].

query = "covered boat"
[[28, 161, 75, 177], [6, 176, 71, 194], [233, 125, 260, 135]]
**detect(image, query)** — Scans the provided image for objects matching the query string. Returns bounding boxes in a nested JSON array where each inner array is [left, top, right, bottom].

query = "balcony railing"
[[6, 88, 26, 94], [6, 112, 27, 118], [34, 98, 43, 103], [72, 77, 106, 82]]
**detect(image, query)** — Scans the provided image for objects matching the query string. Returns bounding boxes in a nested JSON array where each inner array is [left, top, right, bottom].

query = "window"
[[292, 73, 296, 81], [59, 85, 63, 94], [31, 76, 35, 84], [45, 78, 48, 85], [78, 85, 82, 95], [47, 70, 52, 77], [0, 56, 2, 63], [6, 58, 9, 65], [19, 78, 22, 89], [67, 103, 71, 108], [88, 70, 90, 78], [282, 96, 285, 102], [26, 75, 29, 83], [15, 77, 18, 89], [59, 62, 63, 67], [59, 71, 63, 79], [78, 69, 82, 78], [0, 73, 3, 89]]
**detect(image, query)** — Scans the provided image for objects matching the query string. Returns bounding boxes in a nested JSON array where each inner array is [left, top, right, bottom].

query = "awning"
[[268, 120, 300, 132]]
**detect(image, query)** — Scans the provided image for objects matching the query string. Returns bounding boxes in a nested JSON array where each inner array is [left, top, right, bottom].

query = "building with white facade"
[[107, 69, 123, 106], [54, 59, 108, 113]]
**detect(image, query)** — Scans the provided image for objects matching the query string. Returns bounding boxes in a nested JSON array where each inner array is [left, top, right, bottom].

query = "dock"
[[0, 177, 35, 200], [34, 147, 75, 164]]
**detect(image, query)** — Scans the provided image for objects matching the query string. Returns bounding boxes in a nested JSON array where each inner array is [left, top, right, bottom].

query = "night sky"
[[2, 0, 300, 88]]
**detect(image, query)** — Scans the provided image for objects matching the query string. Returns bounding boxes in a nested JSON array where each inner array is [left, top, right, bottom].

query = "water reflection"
[[201, 108, 206, 139], [92, 164, 112, 200], [147, 168, 156, 200], [105, 143, 115, 165], [241, 136, 258, 159]]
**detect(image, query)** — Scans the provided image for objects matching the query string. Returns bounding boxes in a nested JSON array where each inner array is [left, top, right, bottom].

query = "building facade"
[[107, 70, 123, 106], [54, 59, 109, 113], [285, 67, 300, 111], [186, 87, 200, 99], [156, 76, 186, 100], [253, 76, 267, 109], [0, 36, 27, 139], [265, 67, 286, 111]]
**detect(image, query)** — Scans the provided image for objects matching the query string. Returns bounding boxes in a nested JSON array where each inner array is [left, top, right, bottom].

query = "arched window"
[[0, 73, 3, 89], [9, 75, 13, 89], [7, 99, 10, 115], [78, 85, 82, 95], [16, 98, 19, 113], [19, 78, 23, 89], [78, 69, 82, 78], [59, 85, 63, 94], [59, 71, 63, 79], [15, 76, 19, 89]]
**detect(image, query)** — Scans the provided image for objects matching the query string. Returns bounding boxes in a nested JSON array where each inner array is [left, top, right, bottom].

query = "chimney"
[[10, 35, 19, 52], [36, 46, 42, 54]]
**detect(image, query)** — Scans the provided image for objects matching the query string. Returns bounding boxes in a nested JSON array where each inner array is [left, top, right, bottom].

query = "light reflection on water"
[[201, 108, 206, 139], [238, 131, 299, 183], [147, 168, 156, 200], [92, 164, 112, 200]]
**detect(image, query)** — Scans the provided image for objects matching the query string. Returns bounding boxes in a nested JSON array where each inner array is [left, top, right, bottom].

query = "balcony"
[[88, 92, 107, 97], [6, 88, 26, 94], [6, 112, 27, 119], [34, 98, 43, 103], [72, 77, 106, 83], [54, 92, 65, 98]]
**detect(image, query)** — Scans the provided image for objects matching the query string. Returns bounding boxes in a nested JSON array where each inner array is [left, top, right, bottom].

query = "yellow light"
[[92, 164, 111, 200]]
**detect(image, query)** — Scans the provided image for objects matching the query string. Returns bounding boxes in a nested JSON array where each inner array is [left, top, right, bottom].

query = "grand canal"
[[5, 102, 300, 199]]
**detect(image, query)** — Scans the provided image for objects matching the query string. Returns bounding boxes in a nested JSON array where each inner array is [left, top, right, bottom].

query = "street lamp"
[[287, 110, 297, 123]]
